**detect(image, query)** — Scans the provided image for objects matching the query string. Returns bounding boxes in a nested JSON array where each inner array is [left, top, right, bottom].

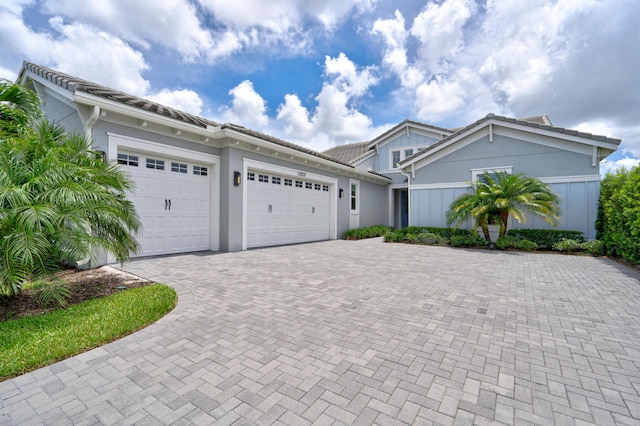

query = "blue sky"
[[1, 0, 639, 173]]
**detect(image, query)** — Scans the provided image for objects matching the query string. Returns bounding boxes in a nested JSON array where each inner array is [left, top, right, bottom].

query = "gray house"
[[325, 115, 621, 240], [18, 62, 620, 263]]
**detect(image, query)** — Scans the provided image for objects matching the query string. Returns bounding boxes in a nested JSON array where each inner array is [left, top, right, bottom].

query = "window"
[[295, 180, 303, 188], [404, 148, 414, 158], [471, 167, 513, 183], [117, 154, 138, 166], [193, 166, 208, 176], [258, 174, 269, 183], [146, 158, 165, 170], [284, 178, 293, 186], [272, 176, 281, 185], [171, 162, 187, 173], [351, 182, 358, 211], [391, 150, 401, 168], [247, 172, 255, 181], [305, 182, 312, 189]]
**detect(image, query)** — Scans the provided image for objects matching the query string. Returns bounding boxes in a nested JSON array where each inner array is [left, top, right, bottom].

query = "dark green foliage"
[[506, 229, 584, 248], [449, 234, 489, 247], [416, 232, 448, 245], [495, 235, 537, 251], [597, 166, 640, 264], [0, 81, 141, 296], [343, 225, 390, 240]]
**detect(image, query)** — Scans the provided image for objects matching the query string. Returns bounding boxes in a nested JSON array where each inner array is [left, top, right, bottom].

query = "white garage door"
[[118, 152, 210, 257], [247, 170, 330, 248]]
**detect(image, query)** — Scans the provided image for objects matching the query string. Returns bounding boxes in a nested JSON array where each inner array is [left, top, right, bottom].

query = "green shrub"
[[416, 232, 448, 245], [597, 166, 640, 264], [343, 225, 390, 240], [582, 240, 605, 256], [450, 234, 489, 247], [552, 238, 585, 253], [495, 235, 537, 251], [506, 229, 584, 248], [383, 230, 405, 242]]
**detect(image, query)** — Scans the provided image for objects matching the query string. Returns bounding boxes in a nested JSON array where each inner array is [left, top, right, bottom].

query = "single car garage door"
[[246, 170, 330, 248], [118, 151, 210, 256]]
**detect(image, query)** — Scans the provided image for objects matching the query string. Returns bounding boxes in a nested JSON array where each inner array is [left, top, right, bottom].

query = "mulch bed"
[[0, 266, 153, 321]]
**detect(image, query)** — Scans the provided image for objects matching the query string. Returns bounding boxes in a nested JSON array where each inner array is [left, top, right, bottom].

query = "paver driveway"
[[2, 238, 640, 425]]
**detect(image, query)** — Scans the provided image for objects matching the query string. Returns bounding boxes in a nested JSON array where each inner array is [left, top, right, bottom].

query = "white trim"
[[349, 178, 360, 230], [241, 158, 338, 250], [471, 166, 513, 182], [107, 132, 220, 163], [539, 174, 601, 184], [411, 182, 469, 190], [107, 133, 221, 261]]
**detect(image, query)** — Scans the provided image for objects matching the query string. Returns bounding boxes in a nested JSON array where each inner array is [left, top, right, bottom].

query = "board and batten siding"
[[409, 176, 601, 239]]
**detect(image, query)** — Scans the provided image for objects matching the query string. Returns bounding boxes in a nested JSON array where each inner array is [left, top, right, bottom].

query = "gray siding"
[[375, 132, 438, 171], [410, 180, 600, 239], [412, 134, 598, 184]]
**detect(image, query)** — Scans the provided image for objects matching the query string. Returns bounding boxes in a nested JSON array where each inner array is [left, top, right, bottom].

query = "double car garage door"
[[246, 170, 331, 248]]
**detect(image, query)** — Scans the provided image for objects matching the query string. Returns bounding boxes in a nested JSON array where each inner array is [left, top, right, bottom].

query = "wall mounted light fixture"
[[233, 171, 241, 186]]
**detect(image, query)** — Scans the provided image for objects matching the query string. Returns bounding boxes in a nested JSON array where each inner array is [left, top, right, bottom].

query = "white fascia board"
[[23, 71, 75, 102], [367, 122, 451, 150], [490, 119, 620, 151], [73, 92, 220, 139], [221, 128, 391, 185]]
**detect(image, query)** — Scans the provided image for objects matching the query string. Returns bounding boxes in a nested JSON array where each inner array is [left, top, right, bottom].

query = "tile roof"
[[322, 142, 371, 164], [21, 62, 390, 180], [22, 62, 217, 129]]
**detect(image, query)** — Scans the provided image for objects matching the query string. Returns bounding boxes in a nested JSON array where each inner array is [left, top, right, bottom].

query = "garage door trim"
[[107, 133, 221, 256], [242, 158, 338, 250]]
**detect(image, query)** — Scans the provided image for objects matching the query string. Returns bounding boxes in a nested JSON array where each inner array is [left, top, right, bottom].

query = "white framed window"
[[471, 166, 513, 183], [171, 162, 187, 173], [391, 150, 401, 168], [193, 166, 208, 176], [350, 181, 359, 212], [117, 153, 138, 166], [146, 158, 165, 170]]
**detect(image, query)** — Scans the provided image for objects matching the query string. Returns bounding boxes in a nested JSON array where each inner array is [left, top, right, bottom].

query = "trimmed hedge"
[[597, 166, 640, 264], [343, 225, 390, 240], [506, 229, 584, 248]]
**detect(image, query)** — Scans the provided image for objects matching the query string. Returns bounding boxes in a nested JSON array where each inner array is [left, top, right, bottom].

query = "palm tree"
[[0, 83, 141, 296], [447, 172, 560, 242], [0, 79, 41, 137]]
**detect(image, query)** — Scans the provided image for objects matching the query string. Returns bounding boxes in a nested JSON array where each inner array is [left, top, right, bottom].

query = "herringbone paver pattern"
[[2, 238, 640, 425]]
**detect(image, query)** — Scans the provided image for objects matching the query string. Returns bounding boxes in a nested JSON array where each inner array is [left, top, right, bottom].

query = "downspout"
[[83, 105, 101, 141], [399, 168, 412, 227]]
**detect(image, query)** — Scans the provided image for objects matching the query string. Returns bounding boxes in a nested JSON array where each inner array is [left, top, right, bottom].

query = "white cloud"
[[43, 0, 215, 62], [274, 53, 385, 148], [410, 0, 476, 73], [600, 157, 640, 175], [223, 80, 269, 128], [146, 89, 204, 116], [198, 0, 374, 31]]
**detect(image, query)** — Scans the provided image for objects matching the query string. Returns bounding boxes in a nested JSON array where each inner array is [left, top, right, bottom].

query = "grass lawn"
[[0, 284, 176, 381]]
